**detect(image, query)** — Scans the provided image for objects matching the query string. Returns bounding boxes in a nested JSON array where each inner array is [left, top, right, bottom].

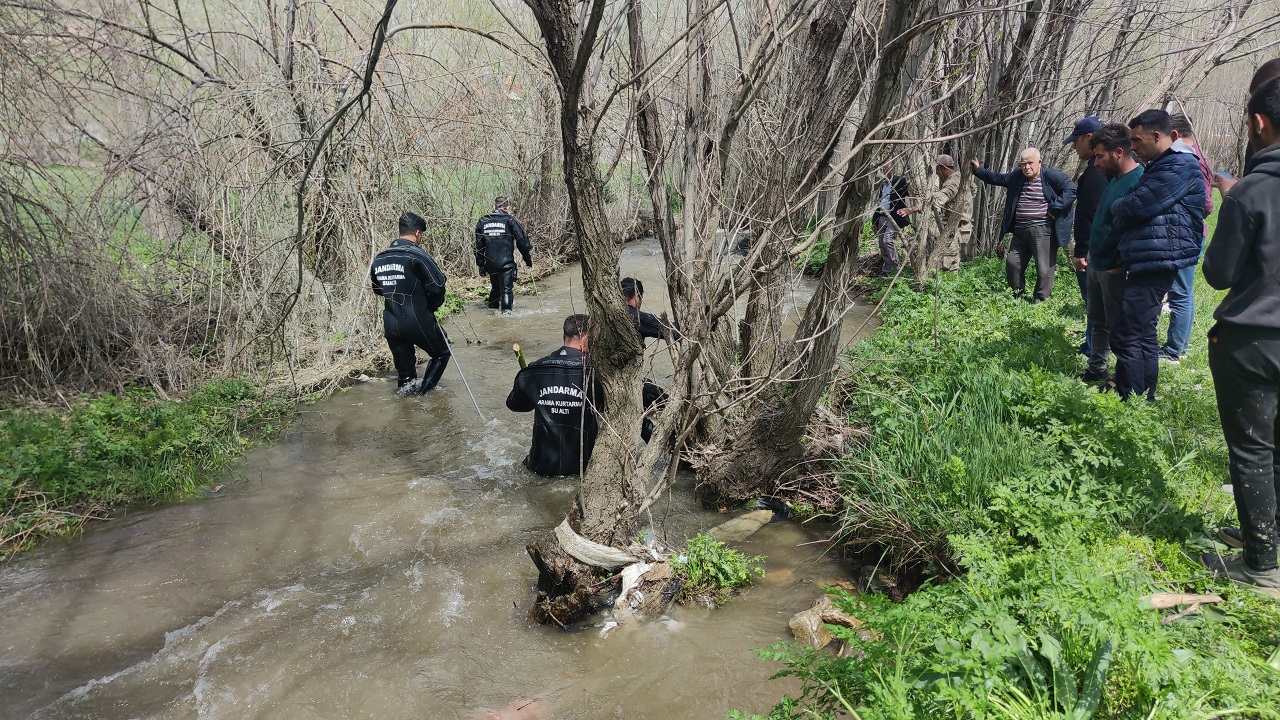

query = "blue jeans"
[[1163, 260, 1198, 358]]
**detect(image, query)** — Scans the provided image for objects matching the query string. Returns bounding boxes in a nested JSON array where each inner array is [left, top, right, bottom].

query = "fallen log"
[[1140, 593, 1223, 610]]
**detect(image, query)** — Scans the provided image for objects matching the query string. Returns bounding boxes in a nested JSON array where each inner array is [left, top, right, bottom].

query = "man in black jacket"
[[1066, 116, 1108, 354], [506, 314, 601, 477], [370, 212, 450, 394], [972, 148, 1077, 301], [1110, 110, 1206, 401], [871, 162, 912, 276], [475, 196, 533, 315], [1200, 78, 1280, 589]]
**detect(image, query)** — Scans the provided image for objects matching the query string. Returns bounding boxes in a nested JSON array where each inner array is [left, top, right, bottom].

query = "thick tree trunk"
[[521, 0, 653, 623]]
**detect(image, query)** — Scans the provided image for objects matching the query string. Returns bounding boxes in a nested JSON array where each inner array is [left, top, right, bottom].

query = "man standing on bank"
[[972, 148, 1077, 302], [1109, 110, 1205, 402], [1200, 77, 1280, 589], [898, 154, 972, 271], [1081, 124, 1144, 384], [370, 212, 451, 395], [475, 196, 533, 316], [1066, 116, 1109, 355], [506, 314, 602, 477], [871, 162, 913, 276]]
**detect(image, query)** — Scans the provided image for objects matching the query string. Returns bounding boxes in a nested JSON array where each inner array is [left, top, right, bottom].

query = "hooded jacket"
[[973, 164, 1077, 247], [1203, 142, 1280, 330], [370, 239, 448, 343], [475, 211, 532, 274], [506, 346, 602, 476], [1111, 147, 1206, 273]]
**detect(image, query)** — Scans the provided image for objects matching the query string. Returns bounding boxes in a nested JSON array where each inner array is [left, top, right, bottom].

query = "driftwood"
[[554, 518, 641, 569], [1140, 593, 1224, 610]]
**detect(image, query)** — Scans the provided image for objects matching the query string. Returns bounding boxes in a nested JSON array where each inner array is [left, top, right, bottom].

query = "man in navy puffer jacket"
[[1109, 109, 1206, 401]]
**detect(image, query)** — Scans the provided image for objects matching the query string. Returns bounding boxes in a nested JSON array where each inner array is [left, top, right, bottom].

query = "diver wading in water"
[[475, 196, 533, 316], [370, 212, 451, 395], [506, 314, 601, 476]]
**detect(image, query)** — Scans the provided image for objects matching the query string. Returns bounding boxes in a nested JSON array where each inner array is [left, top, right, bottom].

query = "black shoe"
[[417, 356, 450, 394], [1076, 340, 1090, 356], [1217, 526, 1244, 549], [1079, 369, 1110, 383]]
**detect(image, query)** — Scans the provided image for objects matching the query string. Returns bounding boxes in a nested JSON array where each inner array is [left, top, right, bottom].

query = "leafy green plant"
[[671, 532, 765, 606]]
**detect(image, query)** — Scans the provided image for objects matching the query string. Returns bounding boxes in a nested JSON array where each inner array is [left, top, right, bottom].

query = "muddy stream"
[[0, 238, 874, 719]]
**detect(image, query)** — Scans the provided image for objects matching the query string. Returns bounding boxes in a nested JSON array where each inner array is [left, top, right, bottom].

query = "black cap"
[[1063, 116, 1102, 145]]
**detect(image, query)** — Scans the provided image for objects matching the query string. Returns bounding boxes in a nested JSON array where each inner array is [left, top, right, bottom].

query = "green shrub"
[[671, 532, 765, 606]]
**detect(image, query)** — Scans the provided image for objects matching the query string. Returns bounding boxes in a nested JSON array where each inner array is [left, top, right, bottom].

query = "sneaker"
[[1079, 369, 1110, 383], [1160, 356, 1181, 365], [1200, 552, 1280, 589], [1217, 526, 1244, 549]]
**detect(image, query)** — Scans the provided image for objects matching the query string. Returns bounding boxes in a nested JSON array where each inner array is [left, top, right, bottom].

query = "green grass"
[[1, 379, 293, 555], [735, 205, 1280, 718]]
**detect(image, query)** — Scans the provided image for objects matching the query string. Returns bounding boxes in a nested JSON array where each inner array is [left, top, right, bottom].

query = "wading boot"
[[396, 377, 421, 396], [416, 356, 450, 394], [500, 290, 514, 316]]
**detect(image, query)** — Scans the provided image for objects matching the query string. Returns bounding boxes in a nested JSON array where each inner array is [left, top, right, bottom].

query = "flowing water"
[[0, 239, 874, 719]]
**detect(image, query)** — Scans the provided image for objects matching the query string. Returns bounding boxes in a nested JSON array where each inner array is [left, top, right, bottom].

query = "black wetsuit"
[[626, 305, 681, 342], [370, 238, 450, 390], [506, 346, 601, 476], [475, 211, 532, 311]]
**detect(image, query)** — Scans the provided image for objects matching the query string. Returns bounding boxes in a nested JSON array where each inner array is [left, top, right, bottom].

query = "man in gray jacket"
[[1201, 77, 1280, 589]]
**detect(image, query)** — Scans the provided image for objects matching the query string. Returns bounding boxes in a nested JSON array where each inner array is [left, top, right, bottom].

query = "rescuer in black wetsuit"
[[621, 277, 680, 342], [370, 212, 450, 394], [621, 277, 679, 443], [506, 314, 601, 476], [475, 196, 533, 315]]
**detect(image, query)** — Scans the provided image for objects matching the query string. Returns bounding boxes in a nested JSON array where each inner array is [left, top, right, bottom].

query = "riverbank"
[[743, 257, 1280, 718], [0, 379, 294, 555]]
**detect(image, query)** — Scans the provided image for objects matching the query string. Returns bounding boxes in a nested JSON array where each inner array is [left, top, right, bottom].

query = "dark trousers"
[[1112, 270, 1176, 401], [1208, 323, 1280, 571], [1085, 266, 1125, 376], [1006, 224, 1054, 300], [1076, 267, 1091, 355], [487, 266, 518, 311], [387, 323, 450, 387]]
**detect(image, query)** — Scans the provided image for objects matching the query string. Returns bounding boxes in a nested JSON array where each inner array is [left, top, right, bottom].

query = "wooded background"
[[0, 0, 1273, 400]]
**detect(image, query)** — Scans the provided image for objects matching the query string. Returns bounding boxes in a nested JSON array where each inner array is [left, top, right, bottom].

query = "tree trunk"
[[701, 0, 930, 501], [521, 0, 652, 623]]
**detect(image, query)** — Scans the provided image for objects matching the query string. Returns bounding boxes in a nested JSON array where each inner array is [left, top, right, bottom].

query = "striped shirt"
[[1015, 178, 1049, 226]]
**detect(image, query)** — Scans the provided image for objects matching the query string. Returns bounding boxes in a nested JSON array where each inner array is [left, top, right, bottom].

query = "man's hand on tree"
[[970, 159, 981, 171]]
